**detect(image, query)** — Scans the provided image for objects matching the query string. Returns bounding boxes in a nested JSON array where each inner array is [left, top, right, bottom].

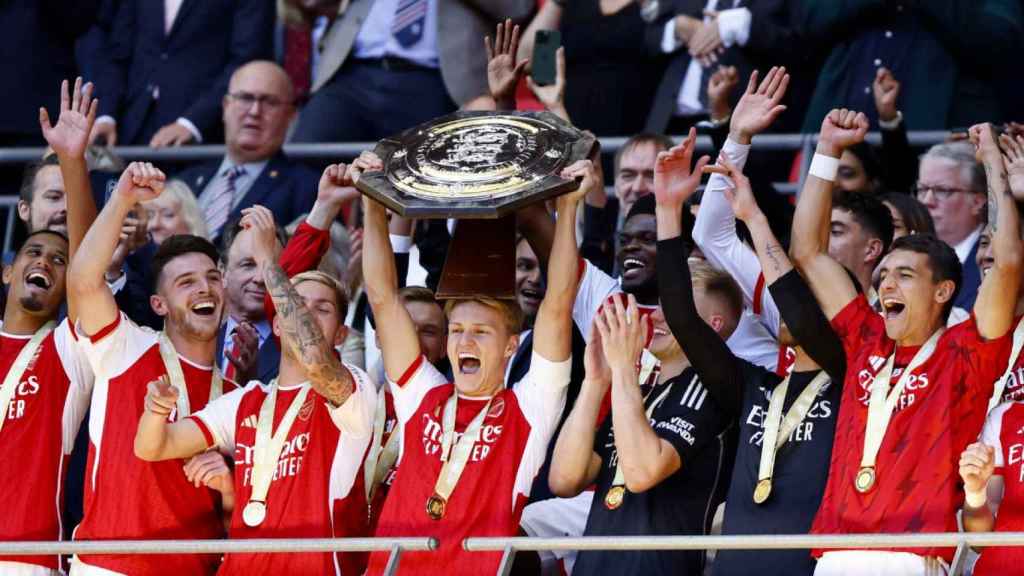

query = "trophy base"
[[435, 216, 516, 300]]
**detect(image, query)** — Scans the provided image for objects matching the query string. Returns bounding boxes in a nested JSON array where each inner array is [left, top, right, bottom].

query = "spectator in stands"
[[915, 141, 986, 310], [17, 155, 68, 236], [615, 134, 674, 217], [87, 0, 273, 147], [176, 61, 318, 244], [292, 0, 533, 142], [142, 180, 208, 245], [879, 192, 934, 240], [799, 1, 1022, 130], [643, 0, 800, 134]]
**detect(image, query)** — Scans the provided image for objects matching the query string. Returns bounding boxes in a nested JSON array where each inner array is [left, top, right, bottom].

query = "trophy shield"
[[356, 111, 596, 299]]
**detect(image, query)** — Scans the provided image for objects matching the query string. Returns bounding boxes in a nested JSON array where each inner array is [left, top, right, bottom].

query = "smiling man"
[[792, 115, 1021, 575], [68, 163, 235, 576]]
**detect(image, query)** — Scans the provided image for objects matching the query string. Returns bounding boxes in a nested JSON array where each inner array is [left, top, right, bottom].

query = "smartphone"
[[532, 29, 561, 87]]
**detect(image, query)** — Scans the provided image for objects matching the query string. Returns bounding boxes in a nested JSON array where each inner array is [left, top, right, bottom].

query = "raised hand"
[[653, 127, 711, 208], [872, 67, 900, 123], [226, 321, 260, 384], [818, 108, 869, 157], [559, 157, 603, 205], [486, 19, 529, 108], [729, 67, 789, 144], [959, 442, 996, 499], [707, 66, 738, 123], [109, 209, 150, 278], [583, 320, 611, 390], [318, 163, 360, 206], [594, 293, 646, 372], [703, 155, 761, 223], [40, 77, 98, 160], [528, 46, 567, 118], [348, 151, 384, 184], [239, 205, 278, 268], [999, 133, 1024, 200], [144, 375, 179, 417], [184, 451, 233, 494], [969, 123, 1004, 167], [114, 162, 166, 205]]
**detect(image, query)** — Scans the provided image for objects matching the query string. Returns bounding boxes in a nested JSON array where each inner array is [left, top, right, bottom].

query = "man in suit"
[[88, 0, 273, 147], [643, 0, 799, 135], [916, 141, 987, 311], [291, 0, 533, 142], [799, 0, 1022, 131], [176, 61, 318, 245]]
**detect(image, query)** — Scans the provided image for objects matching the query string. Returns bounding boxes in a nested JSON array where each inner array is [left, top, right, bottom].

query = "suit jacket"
[[0, 0, 97, 139], [175, 152, 319, 244], [644, 0, 800, 134], [954, 236, 982, 312], [217, 322, 281, 384], [93, 0, 273, 144], [312, 0, 533, 104]]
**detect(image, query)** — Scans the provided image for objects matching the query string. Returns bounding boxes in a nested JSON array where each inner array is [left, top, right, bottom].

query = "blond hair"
[[292, 270, 350, 319], [148, 180, 208, 239], [689, 260, 742, 337], [443, 297, 524, 335]]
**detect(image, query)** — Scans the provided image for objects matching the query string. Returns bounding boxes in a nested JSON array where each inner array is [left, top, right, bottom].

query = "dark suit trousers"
[[292, 60, 456, 143]]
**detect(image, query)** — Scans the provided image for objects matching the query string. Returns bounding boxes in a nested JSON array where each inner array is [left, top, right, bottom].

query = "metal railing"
[[0, 537, 436, 576]]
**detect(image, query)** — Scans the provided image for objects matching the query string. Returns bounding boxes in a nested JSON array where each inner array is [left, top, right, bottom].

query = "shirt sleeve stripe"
[[396, 355, 425, 388], [87, 313, 121, 344], [187, 415, 215, 448]]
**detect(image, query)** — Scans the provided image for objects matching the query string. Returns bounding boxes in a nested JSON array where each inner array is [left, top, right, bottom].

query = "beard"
[[18, 293, 45, 313], [165, 304, 219, 342]]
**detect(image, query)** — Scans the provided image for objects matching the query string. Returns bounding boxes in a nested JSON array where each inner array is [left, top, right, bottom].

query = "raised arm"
[[245, 205, 355, 407], [486, 19, 529, 111], [789, 109, 866, 320], [68, 162, 164, 336], [357, 153, 423, 381], [40, 77, 100, 323], [134, 376, 210, 461], [970, 123, 1022, 339]]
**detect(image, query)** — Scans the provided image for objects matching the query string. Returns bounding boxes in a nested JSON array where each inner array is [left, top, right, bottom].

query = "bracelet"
[[878, 110, 903, 131], [808, 153, 840, 182]]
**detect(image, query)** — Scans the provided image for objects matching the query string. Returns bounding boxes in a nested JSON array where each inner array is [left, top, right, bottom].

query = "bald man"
[[176, 60, 318, 243]]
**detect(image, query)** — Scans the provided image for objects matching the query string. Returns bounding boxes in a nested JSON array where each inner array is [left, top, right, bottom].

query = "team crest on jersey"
[[299, 396, 315, 421], [488, 397, 505, 418]]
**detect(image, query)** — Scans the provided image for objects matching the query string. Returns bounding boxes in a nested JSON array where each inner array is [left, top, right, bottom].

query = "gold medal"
[[753, 478, 772, 504], [242, 500, 267, 527], [426, 493, 447, 520], [604, 485, 626, 510], [855, 466, 876, 493]]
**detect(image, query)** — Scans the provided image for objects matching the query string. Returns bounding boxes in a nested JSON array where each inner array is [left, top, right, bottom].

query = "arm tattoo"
[[764, 242, 788, 274], [264, 262, 353, 407]]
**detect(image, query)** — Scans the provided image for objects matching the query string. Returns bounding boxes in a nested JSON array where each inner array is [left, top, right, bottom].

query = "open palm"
[[730, 67, 788, 140], [40, 77, 97, 159], [486, 19, 527, 105], [654, 127, 710, 207]]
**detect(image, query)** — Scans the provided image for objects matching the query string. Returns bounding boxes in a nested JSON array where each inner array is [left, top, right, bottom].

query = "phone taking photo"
[[531, 29, 561, 87]]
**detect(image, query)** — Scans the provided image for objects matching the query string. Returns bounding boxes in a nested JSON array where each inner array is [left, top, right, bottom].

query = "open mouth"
[[458, 352, 481, 375], [621, 257, 647, 277], [190, 301, 218, 317], [520, 287, 543, 302], [882, 298, 906, 321], [25, 271, 52, 290]]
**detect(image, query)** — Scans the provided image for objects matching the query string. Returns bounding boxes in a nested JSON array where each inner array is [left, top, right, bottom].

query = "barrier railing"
[[0, 537, 436, 576]]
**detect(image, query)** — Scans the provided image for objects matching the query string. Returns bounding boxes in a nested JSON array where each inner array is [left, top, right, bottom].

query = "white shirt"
[[953, 225, 984, 264], [353, 0, 440, 68]]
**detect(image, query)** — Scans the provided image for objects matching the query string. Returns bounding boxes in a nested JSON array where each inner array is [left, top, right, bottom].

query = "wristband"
[[808, 153, 840, 182], [965, 490, 988, 510]]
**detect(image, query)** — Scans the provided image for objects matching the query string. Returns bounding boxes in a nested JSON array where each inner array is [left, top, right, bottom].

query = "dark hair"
[[888, 233, 962, 320], [15, 229, 69, 254], [614, 133, 673, 174], [219, 216, 288, 266], [625, 193, 695, 242], [151, 234, 221, 291], [19, 154, 61, 204], [879, 192, 935, 236], [832, 190, 895, 262], [845, 142, 882, 191]]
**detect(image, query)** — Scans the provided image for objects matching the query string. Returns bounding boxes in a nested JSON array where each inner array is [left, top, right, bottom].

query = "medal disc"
[[753, 478, 772, 504], [604, 485, 626, 510], [855, 467, 876, 493], [426, 494, 447, 521], [243, 500, 267, 527]]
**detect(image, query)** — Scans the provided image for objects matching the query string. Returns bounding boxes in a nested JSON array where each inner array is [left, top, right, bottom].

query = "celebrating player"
[[359, 147, 578, 575], [792, 113, 1022, 574], [68, 162, 233, 575], [0, 78, 97, 576], [133, 204, 376, 575]]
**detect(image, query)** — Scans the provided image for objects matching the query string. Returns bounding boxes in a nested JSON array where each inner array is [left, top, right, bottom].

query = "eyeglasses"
[[227, 91, 291, 111], [912, 184, 974, 201]]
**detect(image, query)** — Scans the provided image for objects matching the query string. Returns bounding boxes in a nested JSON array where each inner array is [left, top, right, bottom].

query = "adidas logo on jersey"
[[241, 415, 259, 429], [679, 380, 707, 411], [868, 355, 887, 371]]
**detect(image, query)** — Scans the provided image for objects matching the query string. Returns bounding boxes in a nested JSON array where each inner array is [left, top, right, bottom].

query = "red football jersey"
[[190, 364, 376, 576], [811, 296, 1012, 561], [74, 314, 234, 575], [974, 401, 1024, 574], [366, 353, 570, 576], [997, 317, 1024, 403], [0, 320, 92, 571]]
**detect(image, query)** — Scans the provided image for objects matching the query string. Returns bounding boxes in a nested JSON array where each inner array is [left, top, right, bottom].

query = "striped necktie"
[[204, 165, 244, 239], [391, 0, 427, 48]]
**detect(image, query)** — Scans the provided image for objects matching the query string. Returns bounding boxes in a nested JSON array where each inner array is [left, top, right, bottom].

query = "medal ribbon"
[[608, 373, 684, 492], [432, 393, 492, 506], [756, 371, 830, 486], [249, 380, 312, 509], [158, 332, 223, 419], [859, 329, 944, 473], [365, 390, 402, 502], [0, 322, 55, 434], [988, 317, 1024, 413]]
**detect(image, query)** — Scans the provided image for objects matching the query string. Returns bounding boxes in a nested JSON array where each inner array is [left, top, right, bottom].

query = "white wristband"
[[965, 489, 988, 509], [808, 153, 840, 182]]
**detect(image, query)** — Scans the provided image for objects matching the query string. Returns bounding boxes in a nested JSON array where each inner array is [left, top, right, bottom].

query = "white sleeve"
[[386, 356, 447, 425], [75, 312, 158, 379], [54, 319, 95, 454], [327, 362, 379, 438], [661, 19, 680, 53], [574, 260, 622, 341], [982, 403, 1010, 468], [716, 7, 752, 47], [726, 311, 779, 372], [511, 353, 571, 503], [692, 138, 781, 339], [192, 384, 251, 454]]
